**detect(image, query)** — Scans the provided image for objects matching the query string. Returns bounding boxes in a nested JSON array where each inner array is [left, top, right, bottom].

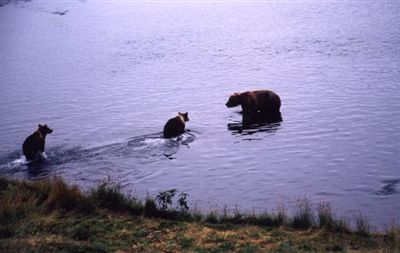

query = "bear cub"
[[22, 124, 53, 161], [163, 112, 189, 139]]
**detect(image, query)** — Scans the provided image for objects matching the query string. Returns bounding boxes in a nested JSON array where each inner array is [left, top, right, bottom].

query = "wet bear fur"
[[22, 124, 53, 160], [163, 112, 189, 138], [226, 90, 282, 124]]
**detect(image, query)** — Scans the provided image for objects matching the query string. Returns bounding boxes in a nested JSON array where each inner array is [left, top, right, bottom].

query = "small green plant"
[[238, 243, 258, 253], [179, 236, 195, 249], [274, 202, 288, 226], [90, 179, 124, 209], [177, 192, 189, 212], [232, 207, 243, 224], [275, 240, 297, 253], [205, 211, 219, 224], [0, 194, 32, 225], [332, 217, 350, 233], [318, 201, 334, 229], [134, 228, 149, 237], [271, 230, 286, 238], [90, 178, 143, 215], [156, 189, 176, 211], [291, 198, 314, 229], [354, 211, 370, 236], [253, 212, 274, 226], [325, 244, 345, 252], [46, 177, 93, 213], [384, 220, 400, 251], [144, 198, 158, 217], [69, 223, 92, 241], [191, 207, 204, 222], [299, 242, 317, 251], [217, 241, 236, 251]]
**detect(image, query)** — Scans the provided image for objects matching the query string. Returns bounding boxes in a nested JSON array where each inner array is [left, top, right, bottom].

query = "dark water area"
[[0, 0, 399, 227]]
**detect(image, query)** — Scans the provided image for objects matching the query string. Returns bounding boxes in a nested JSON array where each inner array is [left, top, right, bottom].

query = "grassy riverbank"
[[0, 177, 399, 252]]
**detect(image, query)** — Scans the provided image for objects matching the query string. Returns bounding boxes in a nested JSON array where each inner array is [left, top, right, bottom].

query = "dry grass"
[[0, 176, 399, 253]]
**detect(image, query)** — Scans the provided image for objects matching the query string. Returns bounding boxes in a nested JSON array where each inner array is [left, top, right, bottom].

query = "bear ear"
[[38, 124, 43, 128]]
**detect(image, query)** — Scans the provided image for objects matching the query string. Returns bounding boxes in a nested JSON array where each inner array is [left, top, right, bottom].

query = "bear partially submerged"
[[226, 90, 282, 124], [163, 112, 189, 138], [22, 124, 53, 161]]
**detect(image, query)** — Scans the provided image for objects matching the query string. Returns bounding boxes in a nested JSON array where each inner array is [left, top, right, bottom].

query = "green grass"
[[291, 198, 314, 229], [90, 178, 142, 215], [179, 236, 195, 249], [317, 201, 334, 229], [354, 211, 371, 236], [0, 176, 399, 253]]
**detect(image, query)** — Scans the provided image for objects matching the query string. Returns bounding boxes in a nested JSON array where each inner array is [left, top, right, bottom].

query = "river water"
[[0, 0, 399, 227]]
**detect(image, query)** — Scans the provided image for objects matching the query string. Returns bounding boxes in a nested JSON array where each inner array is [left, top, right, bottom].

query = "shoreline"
[[1, 176, 399, 252]]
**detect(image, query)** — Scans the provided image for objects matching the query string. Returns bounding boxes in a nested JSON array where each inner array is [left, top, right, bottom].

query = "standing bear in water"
[[22, 124, 53, 161], [163, 112, 189, 138], [226, 90, 282, 124]]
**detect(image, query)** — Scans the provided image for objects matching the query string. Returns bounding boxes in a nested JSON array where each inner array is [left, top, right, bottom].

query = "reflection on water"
[[0, 1, 399, 226], [227, 121, 281, 137]]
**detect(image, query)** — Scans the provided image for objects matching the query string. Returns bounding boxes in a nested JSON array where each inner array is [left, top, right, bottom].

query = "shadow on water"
[[0, 130, 196, 179]]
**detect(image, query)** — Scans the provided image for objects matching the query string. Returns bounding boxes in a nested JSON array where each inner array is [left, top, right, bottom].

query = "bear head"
[[225, 92, 242, 108], [178, 112, 189, 122], [38, 124, 53, 136]]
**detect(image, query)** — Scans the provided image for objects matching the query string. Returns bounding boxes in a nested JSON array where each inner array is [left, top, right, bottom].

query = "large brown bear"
[[163, 112, 189, 138], [22, 124, 53, 161], [225, 90, 282, 124]]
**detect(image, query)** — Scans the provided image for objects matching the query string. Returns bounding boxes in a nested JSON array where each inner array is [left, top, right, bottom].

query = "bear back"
[[163, 112, 189, 139], [22, 124, 53, 161]]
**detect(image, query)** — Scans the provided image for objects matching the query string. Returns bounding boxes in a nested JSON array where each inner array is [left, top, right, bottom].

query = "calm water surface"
[[1, 0, 399, 227]]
